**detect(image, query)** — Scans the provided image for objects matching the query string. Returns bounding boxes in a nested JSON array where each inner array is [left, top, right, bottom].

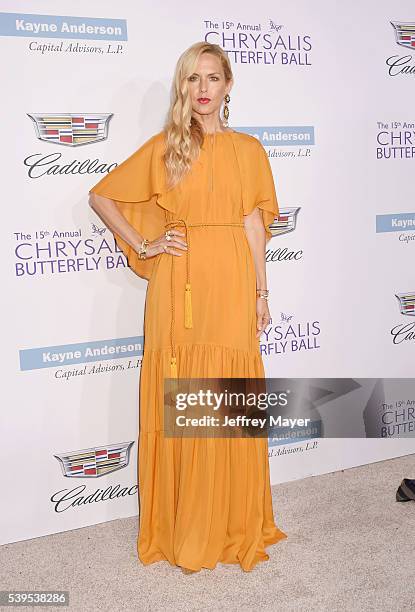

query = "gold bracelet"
[[256, 288, 269, 300], [137, 238, 149, 260]]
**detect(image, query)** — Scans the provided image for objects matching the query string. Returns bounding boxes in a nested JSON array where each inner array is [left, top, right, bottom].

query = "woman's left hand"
[[256, 297, 271, 338]]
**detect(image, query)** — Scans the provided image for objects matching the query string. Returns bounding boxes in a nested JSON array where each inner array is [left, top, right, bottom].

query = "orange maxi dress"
[[89, 129, 287, 572]]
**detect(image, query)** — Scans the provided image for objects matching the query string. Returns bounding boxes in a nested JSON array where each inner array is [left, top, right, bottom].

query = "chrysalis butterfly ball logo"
[[391, 22, 415, 51], [27, 113, 113, 146]]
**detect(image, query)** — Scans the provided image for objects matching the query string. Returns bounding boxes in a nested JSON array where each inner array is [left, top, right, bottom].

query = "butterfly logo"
[[91, 223, 106, 236], [269, 20, 283, 32], [280, 312, 293, 323]]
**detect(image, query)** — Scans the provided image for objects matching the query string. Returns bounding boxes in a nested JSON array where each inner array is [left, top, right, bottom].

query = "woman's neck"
[[194, 115, 226, 134]]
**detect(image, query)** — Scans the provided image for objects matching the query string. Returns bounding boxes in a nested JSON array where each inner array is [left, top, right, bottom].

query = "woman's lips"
[[197, 98, 211, 104]]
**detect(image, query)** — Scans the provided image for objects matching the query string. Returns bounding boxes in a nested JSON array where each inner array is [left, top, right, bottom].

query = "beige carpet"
[[1, 454, 414, 612]]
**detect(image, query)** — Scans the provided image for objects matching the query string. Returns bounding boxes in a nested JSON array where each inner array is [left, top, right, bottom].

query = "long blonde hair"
[[163, 42, 233, 190]]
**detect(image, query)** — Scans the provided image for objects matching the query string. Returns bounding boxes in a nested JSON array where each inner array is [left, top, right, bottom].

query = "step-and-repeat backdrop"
[[2, 1, 415, 544]]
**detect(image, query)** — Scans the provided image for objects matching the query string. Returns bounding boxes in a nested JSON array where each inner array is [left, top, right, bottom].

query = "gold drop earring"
[[222, 94, 230, 127]]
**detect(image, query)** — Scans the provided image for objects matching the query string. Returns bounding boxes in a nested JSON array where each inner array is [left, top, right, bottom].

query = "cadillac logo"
[[391, 22, 415, 50], [27, 113, 113, 146], [270, 207, 301, 237], [54, 441, 134, 478], [395, 292, 415, 316]]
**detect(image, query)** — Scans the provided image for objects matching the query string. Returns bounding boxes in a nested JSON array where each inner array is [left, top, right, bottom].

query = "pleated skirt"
[[137, 343, 287, 572]]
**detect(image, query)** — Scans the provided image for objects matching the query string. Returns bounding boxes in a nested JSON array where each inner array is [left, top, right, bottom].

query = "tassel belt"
[[164, 219, 245, 378]]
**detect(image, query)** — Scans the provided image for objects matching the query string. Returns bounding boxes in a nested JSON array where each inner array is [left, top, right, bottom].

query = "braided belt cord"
[[164, 220, 245, 378]]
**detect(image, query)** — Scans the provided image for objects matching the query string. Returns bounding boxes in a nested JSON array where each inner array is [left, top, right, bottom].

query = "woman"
[[88, 41, 287, 573]]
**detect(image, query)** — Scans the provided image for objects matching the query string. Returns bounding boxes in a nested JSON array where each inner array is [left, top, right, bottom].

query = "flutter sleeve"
[[239, 136, 280, 243], [88, 131, 169, 281]]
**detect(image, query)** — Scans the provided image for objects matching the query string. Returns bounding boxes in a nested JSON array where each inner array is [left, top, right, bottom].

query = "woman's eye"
[[188, 75, 219, 81]]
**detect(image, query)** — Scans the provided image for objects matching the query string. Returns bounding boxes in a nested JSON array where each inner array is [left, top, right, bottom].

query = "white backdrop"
[[2, 0, 415, 544]]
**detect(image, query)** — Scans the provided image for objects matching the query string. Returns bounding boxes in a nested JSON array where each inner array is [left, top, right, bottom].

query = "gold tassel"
[[170, 356, 178, 378], [184, 283, 193, 328]]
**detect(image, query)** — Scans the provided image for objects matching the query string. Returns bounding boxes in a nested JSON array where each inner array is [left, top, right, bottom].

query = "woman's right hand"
[[143, 229, 188, 259]]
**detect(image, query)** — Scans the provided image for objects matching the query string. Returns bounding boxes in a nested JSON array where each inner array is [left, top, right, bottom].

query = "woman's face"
[[187, 52, 232, 124]]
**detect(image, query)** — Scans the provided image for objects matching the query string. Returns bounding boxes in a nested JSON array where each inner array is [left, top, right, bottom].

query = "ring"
[[165, 230, 172, 241], [163, 245, 167, 252]]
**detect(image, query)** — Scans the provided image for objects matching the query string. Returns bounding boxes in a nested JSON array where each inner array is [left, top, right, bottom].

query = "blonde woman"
[[89, 41, 287, 574]]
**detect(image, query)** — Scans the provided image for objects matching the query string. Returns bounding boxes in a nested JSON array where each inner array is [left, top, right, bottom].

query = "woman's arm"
[[243, 206, 271, 338], [243, 206, 267, 289], [89, 193, 144, 252], [88, 193, 187, 258]]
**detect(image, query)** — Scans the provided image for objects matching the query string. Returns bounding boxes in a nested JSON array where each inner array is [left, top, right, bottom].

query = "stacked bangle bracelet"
[[137, 238, 149, 260], [256, 288, 269, 300]]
